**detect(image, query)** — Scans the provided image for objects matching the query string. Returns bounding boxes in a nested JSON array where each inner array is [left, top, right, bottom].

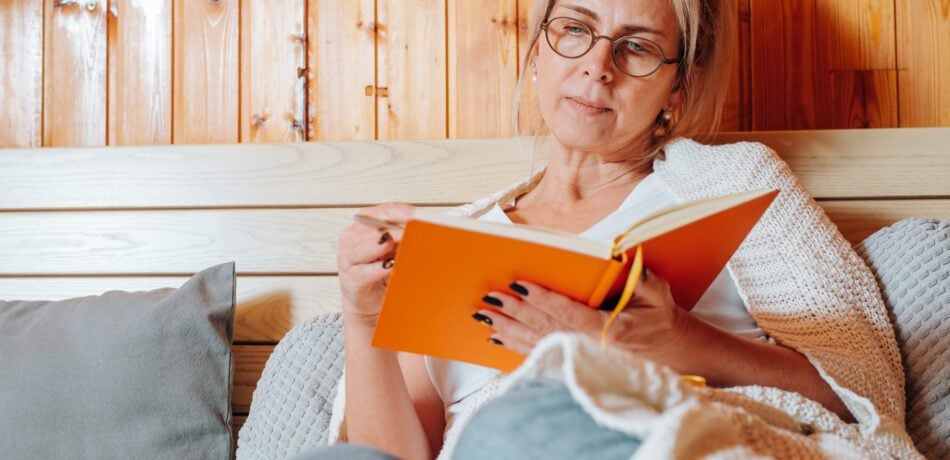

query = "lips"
[[566, 96, 612, 115], [567, 96, 610, 110]]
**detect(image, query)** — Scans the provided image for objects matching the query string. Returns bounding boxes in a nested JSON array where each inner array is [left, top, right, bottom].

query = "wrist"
[[343, 306, 380, 330], [645, 308, 695, 364]]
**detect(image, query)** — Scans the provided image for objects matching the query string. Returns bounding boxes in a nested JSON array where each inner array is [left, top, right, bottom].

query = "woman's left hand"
[[474, 269, 692, 359]]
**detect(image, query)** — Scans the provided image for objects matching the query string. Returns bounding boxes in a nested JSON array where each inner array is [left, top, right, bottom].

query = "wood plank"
[[815, 0, 898, 129], [2, 129, 947, 210], [232, 415, 246, 443], [108, 0, 172, 146], [43, 0, 108, 147], [240, 0, 306, 143], [0, 276, 342, 342], [447, 0, 519, 138], [896, 0, 950, 127], [721, 0, 752, 132], [816, 0, 895, 72], [233, 344, 275, 413], [515, 0, 543, 135], [822, 199, 950, 245], [711, 128, 950, 199], [173, 0, 239, 144], [0, 209, 358, 275], [750, 0, 818, 130], [0, 138, 537, 209], [376, 0, 446, 140], [0, 1, 43, 148], [307, 0, 376, 141]]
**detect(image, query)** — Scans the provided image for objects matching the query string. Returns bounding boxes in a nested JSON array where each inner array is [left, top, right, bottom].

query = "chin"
[[548, 120, 610, 150]]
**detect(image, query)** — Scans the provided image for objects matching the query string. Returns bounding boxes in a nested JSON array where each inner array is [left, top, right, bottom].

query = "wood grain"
[[43, 0, 108, 147], [516, 0, 543, 135], [233, 344, 274, 413], [0, 276, 343, 342], [0, 1, 43, 148], [376, 0, 446, 140], [240, 0, 306, 143], [896, 0, 950, 127], [108, 0, 172, 146], [447, 0, 519, 138], [0, 208, 357, 275], [173, 0, 239, 144], [2, 129, 947, 210], [307, 0, 376, 141], [751, 0, 900, 130]]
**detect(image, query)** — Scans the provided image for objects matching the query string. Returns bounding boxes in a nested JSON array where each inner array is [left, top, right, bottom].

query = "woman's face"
[[534, 0, 681, 155]]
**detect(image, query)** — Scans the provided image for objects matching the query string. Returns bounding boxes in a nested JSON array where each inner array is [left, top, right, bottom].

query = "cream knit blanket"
[[330, 138, 921, 459]]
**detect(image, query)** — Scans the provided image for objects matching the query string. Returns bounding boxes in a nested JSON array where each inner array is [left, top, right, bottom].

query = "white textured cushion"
[[855, 218, 949, 459], [236, 313, 344, 460]]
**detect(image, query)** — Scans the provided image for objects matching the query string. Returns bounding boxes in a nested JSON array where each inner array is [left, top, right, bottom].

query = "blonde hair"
[[512, 0, 737, 160]]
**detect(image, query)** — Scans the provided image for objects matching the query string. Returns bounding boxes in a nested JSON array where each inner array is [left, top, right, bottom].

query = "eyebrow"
[[559, 3, 668, 38]]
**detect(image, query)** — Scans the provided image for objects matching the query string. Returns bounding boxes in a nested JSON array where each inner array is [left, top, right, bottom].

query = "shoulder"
[[660, 137, 784, 169]]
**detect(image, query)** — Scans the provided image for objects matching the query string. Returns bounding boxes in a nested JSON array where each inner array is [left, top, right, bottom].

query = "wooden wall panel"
[[0, 1, 43, 148], [43, 0, 107, 147], [108, 0, 172, 146], [307, 0, 376, 141], [376, 0, 446, 140], [241, 0, 306, 143], [721, 0, 752, 131], [896, 0, 950, 127], [173, 0, 239, 144], [447, 0, 519, 138], [516, 0, 542, 135]]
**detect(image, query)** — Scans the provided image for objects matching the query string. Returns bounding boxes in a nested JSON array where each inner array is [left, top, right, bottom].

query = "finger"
[[508, 281, 605, 335], [474, 309, 540, 356], [343, 254, 396, 287], [625, 265, 671, 309], [481, 291, 565, 336], [340, 226, 398, 267], [357, 203, 417, 227]]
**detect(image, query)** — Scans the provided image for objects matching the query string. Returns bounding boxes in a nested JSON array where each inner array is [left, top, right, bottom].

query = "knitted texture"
[[236, 313, 344, 460], [855, 218, 949, 459], [328, 138, 921, 458]]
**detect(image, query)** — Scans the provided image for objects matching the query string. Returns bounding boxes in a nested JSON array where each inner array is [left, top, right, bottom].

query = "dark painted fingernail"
[[472, 312, 493, 326], [482, 295, 503, 307], [487, 337, 504, 346], [378, 232, 390, 245], [382, 258, 395, 269], [641, 266, 649, 282], [509, 282, 529, 296]]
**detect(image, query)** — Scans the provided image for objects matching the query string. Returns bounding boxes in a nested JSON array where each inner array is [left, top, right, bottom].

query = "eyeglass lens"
[[545, 17, 667, 77]]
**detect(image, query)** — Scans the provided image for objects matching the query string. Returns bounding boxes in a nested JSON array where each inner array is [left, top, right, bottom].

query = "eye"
[[623, 39, 647, 53]]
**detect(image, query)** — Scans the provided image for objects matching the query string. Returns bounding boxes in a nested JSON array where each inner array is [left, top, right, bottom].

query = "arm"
[[474, 276, 856, 423], [338, 203, 446, 459], [344, 313, 445, 459], [647, 312, 855, 422]]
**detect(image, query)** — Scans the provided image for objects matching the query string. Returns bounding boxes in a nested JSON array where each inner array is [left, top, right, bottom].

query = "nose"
[[581, 37, 616, 83]]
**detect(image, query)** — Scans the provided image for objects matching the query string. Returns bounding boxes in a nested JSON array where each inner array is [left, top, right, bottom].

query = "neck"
[[534, 137, 654, 201]]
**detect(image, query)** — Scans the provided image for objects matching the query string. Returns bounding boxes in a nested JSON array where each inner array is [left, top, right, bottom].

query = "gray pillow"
[[0, 262, 236, 459], [854, 218, 948, 459]]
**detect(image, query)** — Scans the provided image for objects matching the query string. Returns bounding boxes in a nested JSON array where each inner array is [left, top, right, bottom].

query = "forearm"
[[343, 311, 432, 460], [648, 313, 856, 423]]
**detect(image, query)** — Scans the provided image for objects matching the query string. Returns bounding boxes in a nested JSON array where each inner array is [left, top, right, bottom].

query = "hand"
[[337, 203, 415, 325], [472, 268, 690, 360]]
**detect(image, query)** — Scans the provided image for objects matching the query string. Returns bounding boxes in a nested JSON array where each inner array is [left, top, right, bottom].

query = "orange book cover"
[[371, 189, 779, 372]]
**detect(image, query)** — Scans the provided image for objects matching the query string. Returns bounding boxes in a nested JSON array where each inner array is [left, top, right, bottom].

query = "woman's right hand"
[[337, 203, 416, 325]]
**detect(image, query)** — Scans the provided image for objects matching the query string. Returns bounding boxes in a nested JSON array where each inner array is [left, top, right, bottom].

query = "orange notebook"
[[371, 188, 779, 372]]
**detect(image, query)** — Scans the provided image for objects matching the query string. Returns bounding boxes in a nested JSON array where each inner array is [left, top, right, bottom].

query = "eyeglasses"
[[540, 17, 680, 78]]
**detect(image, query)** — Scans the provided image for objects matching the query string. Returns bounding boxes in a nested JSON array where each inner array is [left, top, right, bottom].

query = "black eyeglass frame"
[[540, 16, 681, 78]]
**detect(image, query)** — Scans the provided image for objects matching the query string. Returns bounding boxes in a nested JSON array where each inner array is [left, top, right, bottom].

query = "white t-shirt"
[[424, 172, 765, 431]]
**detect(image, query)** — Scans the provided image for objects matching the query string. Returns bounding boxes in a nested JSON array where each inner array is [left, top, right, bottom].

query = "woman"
[[304, 0, 917, 458]]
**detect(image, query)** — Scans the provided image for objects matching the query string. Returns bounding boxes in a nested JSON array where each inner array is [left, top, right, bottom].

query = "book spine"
[[587, 257, 625, 308]]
